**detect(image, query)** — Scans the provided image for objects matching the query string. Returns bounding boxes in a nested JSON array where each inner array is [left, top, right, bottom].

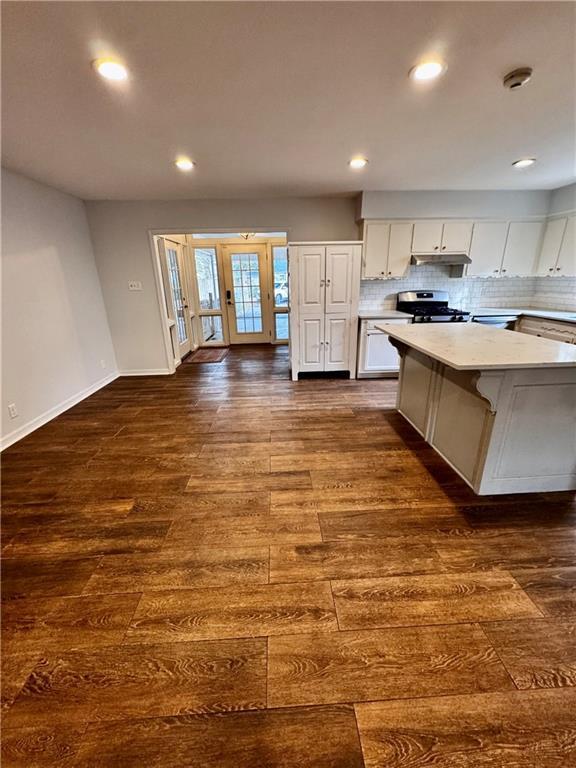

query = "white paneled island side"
[[378, 324, 576, 495]]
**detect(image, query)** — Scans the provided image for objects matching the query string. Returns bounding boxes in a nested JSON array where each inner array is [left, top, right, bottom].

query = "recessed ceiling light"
[[349, 157, 368, 170], [175, 157, 195, 172], [93, 58, 128, 81], [410, 61, 445, 82], [512, 157, 536, 168]]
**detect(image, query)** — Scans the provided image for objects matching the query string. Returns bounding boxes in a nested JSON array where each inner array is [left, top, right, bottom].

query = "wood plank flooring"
[[2, 345, 575, 767]]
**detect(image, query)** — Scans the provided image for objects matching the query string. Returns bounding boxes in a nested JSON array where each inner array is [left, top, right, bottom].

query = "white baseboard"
[[1, 372, 119, 451], [118, 368, 173, 376]]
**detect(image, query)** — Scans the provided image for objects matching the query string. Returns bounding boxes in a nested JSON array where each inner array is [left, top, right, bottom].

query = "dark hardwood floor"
[[2, 345, 575, 767]]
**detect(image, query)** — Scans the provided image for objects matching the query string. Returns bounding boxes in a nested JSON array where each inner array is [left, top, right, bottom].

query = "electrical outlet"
[[128, 281, 143, 291], [100, 359, 107, 369], [8, 403, 18, 419]]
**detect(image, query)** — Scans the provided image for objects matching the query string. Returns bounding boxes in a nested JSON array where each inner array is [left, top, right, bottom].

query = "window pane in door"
[[166, 248, 188, 344], [201, 315, 224, 343], [231, 252, 263, 334], [194, 248, 221, 310], [272, 246, 289, 308], [275, 313, 289, 340]]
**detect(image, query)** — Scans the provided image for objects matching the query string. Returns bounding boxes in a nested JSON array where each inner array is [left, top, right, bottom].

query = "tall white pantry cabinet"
[[288, 242, 362, 381]]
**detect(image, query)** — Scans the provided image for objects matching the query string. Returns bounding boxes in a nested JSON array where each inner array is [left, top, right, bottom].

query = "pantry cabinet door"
[[467, 222, 508, 277], [299, 315, 325, 371], [556, 216, 576, 276], [412, 220, 443, 252], [441, 221, 473, 253], [387, 223, 413, 277], [362, 222, 390, 278], [298, 245, 326, 315], [324, 314, 350, 371], [325, 245, 353, 312], [537, 218, 567, 275], [502, 222, 544, 276]]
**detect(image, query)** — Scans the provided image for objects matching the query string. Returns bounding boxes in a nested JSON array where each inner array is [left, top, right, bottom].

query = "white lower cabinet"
[[325, 314, 350, 371], [358, 318, 412, 377], [299, 316, 325, 371]]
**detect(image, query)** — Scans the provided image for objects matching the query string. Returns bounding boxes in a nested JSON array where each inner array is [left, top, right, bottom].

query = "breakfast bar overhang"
[[378, 323, 576, 495]]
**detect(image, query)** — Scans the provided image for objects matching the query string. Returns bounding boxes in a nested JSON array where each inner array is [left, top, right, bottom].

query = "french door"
[[161, 238, 193, 359], [222, 244, 271, 344]]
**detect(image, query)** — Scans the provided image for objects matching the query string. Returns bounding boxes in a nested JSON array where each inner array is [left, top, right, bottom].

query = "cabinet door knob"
[[494, 269, 499, 272], [434, 246, 439, 251], [556, 267, 562, 271], [502, 269, 507, 273], [441, 246, 446, 250], [388, 271, 392, 275], [549, 268, 554, 271]]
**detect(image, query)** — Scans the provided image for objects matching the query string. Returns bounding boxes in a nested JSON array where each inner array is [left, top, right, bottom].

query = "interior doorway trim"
[[148, 227, 290, 375]]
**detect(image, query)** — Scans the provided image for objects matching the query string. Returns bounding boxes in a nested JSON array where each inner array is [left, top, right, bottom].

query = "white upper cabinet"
[[298, 245, 325, 314], [362, 221, 412, 279], [537, 218, 568, 276], [363, 222, 390, 278], [412, 221, 444, 253], [441, 221, 473, 253], [387, 223, 413, 276], [501, 222, 544, 276], [325, 245, 354, 312], [557, 216, 576, 275], [467, 222, 508, 277], [411, 220, 472, 253]]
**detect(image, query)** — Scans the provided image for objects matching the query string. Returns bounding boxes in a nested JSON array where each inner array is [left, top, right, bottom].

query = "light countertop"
[[358, 309, 412, 319], [470, 307, 576, 323], [376, 323, 576, 370]]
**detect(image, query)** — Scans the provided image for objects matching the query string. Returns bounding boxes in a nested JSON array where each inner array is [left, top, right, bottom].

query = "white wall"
[[1, 169, 117, 448], [549, 183, 576, 215], [86, 197, 359, 373], [359, 190, 552, 220]]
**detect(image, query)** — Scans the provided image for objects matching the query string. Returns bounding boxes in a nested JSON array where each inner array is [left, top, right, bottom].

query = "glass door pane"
[[272, 246, 289, 308], [274, 313, 289, 340], [166, 248, 188, 344], [194, 248, 220, 310], [222, 245, 269, 344], [231, 252, 263, 333]]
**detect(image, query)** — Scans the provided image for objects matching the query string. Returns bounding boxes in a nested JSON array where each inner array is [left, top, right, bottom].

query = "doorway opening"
[[154, 231, 288, 369]]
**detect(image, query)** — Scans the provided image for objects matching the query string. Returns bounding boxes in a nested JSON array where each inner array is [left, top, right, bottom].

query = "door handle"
[[226, 289, 234, 305]]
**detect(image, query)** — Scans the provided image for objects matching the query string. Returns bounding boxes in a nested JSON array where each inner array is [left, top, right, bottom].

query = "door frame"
[[157, 237, 195, 364], [149, 229, 289, 374], [221, 243, 273, 344]]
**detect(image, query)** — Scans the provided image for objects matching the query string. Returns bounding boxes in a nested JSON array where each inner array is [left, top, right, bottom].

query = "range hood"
[[411, 252, 472, 266]]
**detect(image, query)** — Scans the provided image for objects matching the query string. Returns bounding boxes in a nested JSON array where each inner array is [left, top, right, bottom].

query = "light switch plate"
[[128, 281, 143, 291]]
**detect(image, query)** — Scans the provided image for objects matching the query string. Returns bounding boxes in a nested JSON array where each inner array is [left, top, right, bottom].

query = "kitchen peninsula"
[[380, 323, 576, 495]]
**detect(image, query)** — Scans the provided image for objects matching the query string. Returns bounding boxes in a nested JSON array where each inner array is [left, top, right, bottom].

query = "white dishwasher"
[[357, 318, 412, 377]]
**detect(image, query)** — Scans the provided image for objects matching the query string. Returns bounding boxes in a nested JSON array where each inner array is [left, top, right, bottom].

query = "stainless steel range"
[[396, 290, 470, 323]]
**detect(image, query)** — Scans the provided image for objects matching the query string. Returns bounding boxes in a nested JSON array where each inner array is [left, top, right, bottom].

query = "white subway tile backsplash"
[[359, 266, 576, 313]]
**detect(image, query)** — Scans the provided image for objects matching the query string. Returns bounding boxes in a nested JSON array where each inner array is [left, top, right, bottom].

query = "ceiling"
[[2, 1, 575, 200]]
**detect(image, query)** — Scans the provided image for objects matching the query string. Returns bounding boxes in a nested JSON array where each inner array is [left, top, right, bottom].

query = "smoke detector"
[[503, 67, 533, 90]]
